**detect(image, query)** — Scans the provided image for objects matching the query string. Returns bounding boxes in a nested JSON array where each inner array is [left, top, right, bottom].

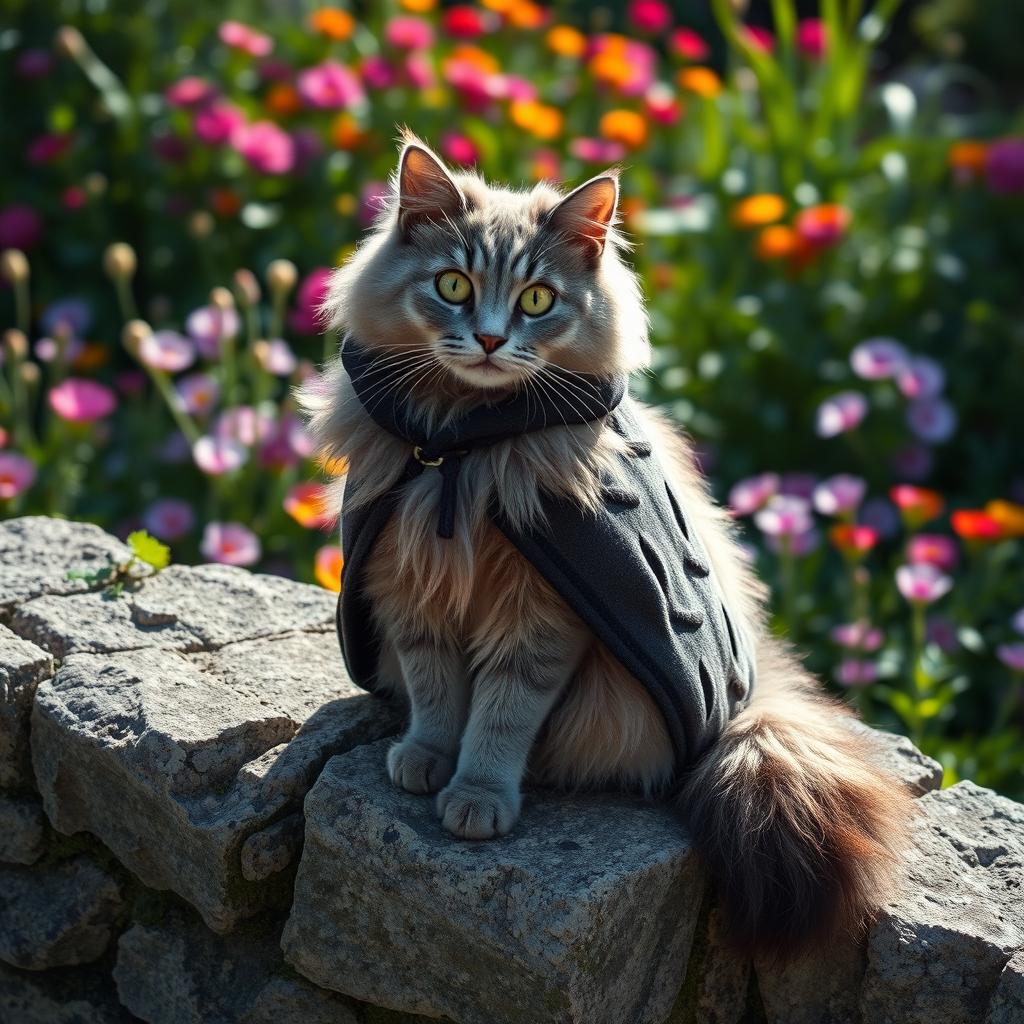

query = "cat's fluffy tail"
[[680, 641, 914, 959]]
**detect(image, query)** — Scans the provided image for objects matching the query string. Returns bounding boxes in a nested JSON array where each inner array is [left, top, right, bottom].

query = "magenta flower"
[[743, 25, 775, 53], [138, 330, 196, 373], [907, 398, 957, 444], [897, 356, 945, 400], [779, 473, 819, 500], [926, 614, 959, 653], [570, 138, 627, 163], [186, 305, 241, 359], [627, 0, 672, 33], [175, 373, 220, 416], [297, 61, 365, 109], [255, 339, 297, 376], [165, 76, 216, 108], [896, 563, 952, 605], [831, 622, 885, 653], [289, 268, 333, 334], [728, 472, 779, 516], [813, 474, 866, 517], [27, 133, 72, 164], [796, 19, 826, 59], [835, 659, 878, 687], [850, 337, 907, 380], [201, 521, 261, 567], [996, 644, 1024, 673], [670, 28, 708, 61], [404, 53, 435, 90], [358, 181, 389, 228], [754, 494, 813, 538], [143, 498, 195, 541], [987, 139, 1024, 195], [0, 204, 42, 250], [816, 391, 868, 438], [192, 436, 247, 475], [441, 132, 479, 166], [1013, 608, 1024, 635], [48, 379, 116, 423], [219, 21, 273, 58], [386, 16, 434, 49], [16, 49, 54, 78], [361, 56, 397, 90], [0, 452, 36, 499], [194, 102, 246, 145], [907, 534, 958, 572], [232, 121, 295, 175]]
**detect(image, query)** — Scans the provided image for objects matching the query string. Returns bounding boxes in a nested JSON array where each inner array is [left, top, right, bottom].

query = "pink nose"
[[474, 332, 507, 354]]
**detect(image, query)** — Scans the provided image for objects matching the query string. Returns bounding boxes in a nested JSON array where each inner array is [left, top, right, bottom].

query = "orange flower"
[[284, 482, 334, 530], [209, 188, 242, 219], [829, 524, 879, 557], [950, 509, 1003, 542], [265, 83, 301, 117], [506, 1, 545, 28], [732, 194, 786, 229], [588, 51, 633, 91], [510, 100, 563, 141], [315, 545, 344, 592], [530, 149, 560, 181], [71, 342, 109, 372], [795, 203, 851, 247], [985, 500, 1024, 538], [310, 7, 355, 40], [890, 485, 944, 527], [401, 0, 437, 10], [599, 109, 648, 149], [331, 112, 366, 150], [676, 66, 722, 98], [948, 141, 989, 177], [481, 0, 516, 10], [446, 45, 499, 75], [546, 25, 586, 58], [754, 225, 803, 261]]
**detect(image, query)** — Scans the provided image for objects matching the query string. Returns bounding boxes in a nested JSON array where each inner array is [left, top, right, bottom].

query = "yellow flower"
[[546, 25, 586, 58], [334, 194, 356, 216], [510, 100, 563, 141], [732, 193, 787, 229], [599, 109, 648, 150], [986, 500, 1024, 538], [401, 0, 437, 11], [310, 7, 355, 40], [677, 66, 722, 98]]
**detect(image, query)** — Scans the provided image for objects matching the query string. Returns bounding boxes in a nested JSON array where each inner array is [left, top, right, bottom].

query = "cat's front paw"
[[437, 778, 521, 840], [387, 737, 457, 794]]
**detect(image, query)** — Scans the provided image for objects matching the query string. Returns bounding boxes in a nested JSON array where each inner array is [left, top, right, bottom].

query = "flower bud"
[[3, 329, 28, 358], [122, 319, 152, 357], [210, 286, 235, 313], [19, 361, 40, 386], [0, 249, 29, 285], [266, 258, 298, 296], [233, 268, 261, 307], [103, 242, 137, 281], [252, 339, 271, 366], [188, 211, 214, 239], [84, 172, 108, 197], [55, 25, 87, 60]]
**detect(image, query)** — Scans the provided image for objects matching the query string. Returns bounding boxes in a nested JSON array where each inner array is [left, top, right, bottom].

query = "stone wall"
[[1, 515, 1021, 1024]]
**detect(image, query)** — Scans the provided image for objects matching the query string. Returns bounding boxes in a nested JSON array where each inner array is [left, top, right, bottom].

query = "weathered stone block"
[[11, 562, 336, 658], [757, 941, 865, 1024], [0, 855, 126, 970], [861, 782, 1024, 1024], [282, 740, 703, 1024], [33, 633, 402, 932], [0, 960, 137, 1024], [0, 624, 53, 790], [987, 949, 1024, 1024], [0, 794, 49, 864], [850, 720, 944, 797]]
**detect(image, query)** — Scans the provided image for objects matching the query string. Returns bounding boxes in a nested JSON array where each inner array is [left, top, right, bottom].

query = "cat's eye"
[[518, 284, 556, 317], [436, 270, 473, 305]]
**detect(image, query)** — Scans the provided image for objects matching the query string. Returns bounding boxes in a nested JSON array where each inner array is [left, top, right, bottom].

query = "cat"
[[300, 133, 914, 957]]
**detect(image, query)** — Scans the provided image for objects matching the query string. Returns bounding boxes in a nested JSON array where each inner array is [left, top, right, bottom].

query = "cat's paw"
[[387, 737, 457, 795], [437, 778, 521, 840]]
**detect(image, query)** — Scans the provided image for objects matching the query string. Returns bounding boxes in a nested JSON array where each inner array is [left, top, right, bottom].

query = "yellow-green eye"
[[519, 284, 555, 317], [436, 270, 472, 304]]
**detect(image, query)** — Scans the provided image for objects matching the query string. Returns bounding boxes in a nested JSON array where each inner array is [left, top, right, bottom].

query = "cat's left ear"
[[397, 142, 466, 239], [545, 173, 619, 261]]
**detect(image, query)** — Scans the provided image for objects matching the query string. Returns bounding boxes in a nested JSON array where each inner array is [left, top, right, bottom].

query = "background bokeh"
[[2, 0, 1022, 795]]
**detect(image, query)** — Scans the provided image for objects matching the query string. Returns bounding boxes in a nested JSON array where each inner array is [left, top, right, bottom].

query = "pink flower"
[[728, 472, 779, 516], [754, 495, 813, 538], [816, 391, 867, 438], [297, 62, 365, 110], [404, 52, 435, 90], [216, 405, 275, 447], [0, 204, 42, 250], [996, 644, 1024, 673], [440, 132, 479, 166], [232, 120, 295, 175], [194, 102, 246, 145], [35, 336, 83, 364], [835, 659, 878, 687], [143, 498, 195, 540], [670, 28, 709, 61], [192, 436, 247, 475], [48, 379, 116, 422], [255, 338, 297, 376], [907, 398, 957, 444], [796, 19, 827, 59], [186, 305, 241, 358], [987, 139, 1024, 195], [175, 373, 220, 416], [766, 527, 820, 557], [813, 474, 866, 517], [219, 21, 273, 58], [27, 133, 72, 164], [358, 181, 390, 228], [386, 16, 434, 49], [0, 452, 35, 499], [138, 330, 196, 373], [496, 75, 537, 102], [165, 76, 216, 108], [779, 473, 818, 500], [743, 26, 775, 53], [645, 84, 682, 125], [907, 534, 959, 572], [361, 55, 397, 90], [896, 563, 952, 605], [831, 622, 885, 653], [627, 0, 672, 34], [569, 138, 627, 163], [201, 521, 261, 566], [850, 337, 907, 380], [897, 356, 945, 400], [289, 267, 333, 334]]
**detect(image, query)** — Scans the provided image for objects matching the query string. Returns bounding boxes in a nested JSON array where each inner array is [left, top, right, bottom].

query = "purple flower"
[[297, 61, 365, 110], [255, 338, 297, 376], [896, 563, 952, 605], [0, 204, 42, 250], [860, 496, 901, 539], [813, 474, 866, 517], [728, 472, 779, 516], [835, 659, 878, 687], [996, 643, 1024, 673], [216, 405, 275, 447], [850, 337, 907, 380], [926, 614, 959, 653], [987, 139, 1024, 195], [232, 121, 295, 175], [16, 48, 54, 78], [143, 498, 195, 541], [41, 298, 92, 339], [778, 473, 819, 501], [175, 373, 220, 416], [907, 398, 957, 444], [186, 305, 240, 359], [754, 495, 814, 538], [831, 621, 885, 653], [201, 521, 261, 566], [815, 391, 867, 438], [138, 330, 196, 373], [897, 356, 945, 400], [1013, 608, 1024, 636], [891, 443, 935, 482]]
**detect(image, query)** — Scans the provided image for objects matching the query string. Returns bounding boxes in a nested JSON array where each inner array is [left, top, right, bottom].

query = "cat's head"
[[323, 135, 649, 397]]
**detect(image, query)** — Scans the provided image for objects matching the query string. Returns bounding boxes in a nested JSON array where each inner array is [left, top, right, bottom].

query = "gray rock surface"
[[757, 942, 865, 1024], [11, 562, 336, 658], [114, 909, 360, 1024], [851, 720, 944, 796], [861, 782, 1024, 1024], [0, 516, 136, 618], [33, 632, 403, 932], [0, 794, 49, 864], [0, 624, 53, 790], [0, 855, 126, 969], [282, 740, 703, 1024], [0, 960, 138, 1024], [987, 949, 1024, 1024]]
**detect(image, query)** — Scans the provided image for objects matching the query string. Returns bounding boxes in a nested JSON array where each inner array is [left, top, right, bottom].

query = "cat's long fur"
[[300, 135, 914, 957]]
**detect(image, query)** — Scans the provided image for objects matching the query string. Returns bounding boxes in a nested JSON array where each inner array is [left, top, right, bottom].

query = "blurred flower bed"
[[1, 0, 1023, 795]]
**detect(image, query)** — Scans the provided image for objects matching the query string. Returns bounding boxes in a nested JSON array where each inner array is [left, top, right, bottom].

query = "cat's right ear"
[[397, 143, 465, 239]]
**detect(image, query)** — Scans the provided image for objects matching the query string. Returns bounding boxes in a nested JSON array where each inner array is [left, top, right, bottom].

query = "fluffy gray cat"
[[301, 134, 914, 957]]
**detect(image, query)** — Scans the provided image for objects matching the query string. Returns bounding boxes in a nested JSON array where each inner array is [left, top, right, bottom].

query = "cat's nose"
[[474, 332, 507, 354]]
